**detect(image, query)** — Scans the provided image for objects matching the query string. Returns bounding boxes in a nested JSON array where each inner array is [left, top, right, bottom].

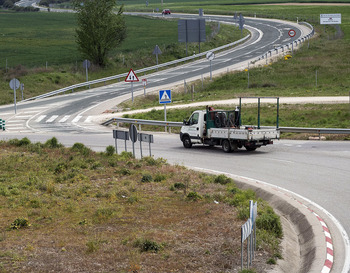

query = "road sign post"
[[125, 69, 139, 103], [159, 90, 172, 132], [129, 124, 138, 157], [152, 45, 162, 71], [142, 79, 147, 96], [9, 78, 20, 114], [83, 59, 91, 88], [206, 51, 215, 81]]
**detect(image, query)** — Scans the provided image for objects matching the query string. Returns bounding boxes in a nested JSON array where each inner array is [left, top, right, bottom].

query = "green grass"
[[0, 138, 282, 272]]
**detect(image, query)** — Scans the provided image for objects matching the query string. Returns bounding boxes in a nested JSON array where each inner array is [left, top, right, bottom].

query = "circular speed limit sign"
[[288, 29, 296, 37]]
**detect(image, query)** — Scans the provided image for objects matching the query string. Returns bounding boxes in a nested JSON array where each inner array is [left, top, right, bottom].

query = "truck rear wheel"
[[183, 135, 192, 148], [222, 139, 232, 153]]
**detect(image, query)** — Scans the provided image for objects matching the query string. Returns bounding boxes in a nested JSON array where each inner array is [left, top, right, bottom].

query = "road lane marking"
[[72, 116, 82, 123], [36, 115, 46, 122], [46, 115, 59, 123], [58, 115, 70, 123]]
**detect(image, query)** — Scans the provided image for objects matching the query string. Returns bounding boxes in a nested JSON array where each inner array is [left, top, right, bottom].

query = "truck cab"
[[180, 110, 206, 147]]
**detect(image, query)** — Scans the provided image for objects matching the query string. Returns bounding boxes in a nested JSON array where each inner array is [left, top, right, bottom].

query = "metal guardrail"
[[21, 34, 250, 102], [256, 21, 315, 62], [102, 117, 350, 135]]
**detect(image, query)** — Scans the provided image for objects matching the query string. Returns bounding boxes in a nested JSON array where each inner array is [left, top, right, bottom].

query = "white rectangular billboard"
[[320, 14, 341, 25]]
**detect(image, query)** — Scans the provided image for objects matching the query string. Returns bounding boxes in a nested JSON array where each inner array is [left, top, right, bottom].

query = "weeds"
[[0, 139, 282, 272]]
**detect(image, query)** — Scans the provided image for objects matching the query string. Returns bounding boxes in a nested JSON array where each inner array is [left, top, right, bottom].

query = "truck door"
[[187, 112, 201, 143]]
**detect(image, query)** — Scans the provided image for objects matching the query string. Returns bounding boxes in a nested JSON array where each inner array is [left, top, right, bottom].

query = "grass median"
[[0, 138, 282, 272]]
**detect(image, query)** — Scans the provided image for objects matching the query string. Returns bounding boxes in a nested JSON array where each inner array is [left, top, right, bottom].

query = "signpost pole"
[[13, 85, 17, 114], [131, 82, 134, 103], [164, 104, 167, 132]]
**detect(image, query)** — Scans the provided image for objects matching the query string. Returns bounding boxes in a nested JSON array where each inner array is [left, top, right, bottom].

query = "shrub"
[[10, 218, 31, 230], [71, 143, 91, 156], [173, 182, 186, 189], [141, 174, 153, 183], [214, 174, 233, 185], [154, 173, 166, 182], [44, 137, 62, 148], [186, 192, 202, 201], [105, 145, 115, 156], [256, 208, 283, 238], [133, 238, 163, 253]]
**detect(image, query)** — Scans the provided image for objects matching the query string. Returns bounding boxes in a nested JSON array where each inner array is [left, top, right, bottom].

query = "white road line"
[[46, 115, 59, 123], [15, 115, 32, 118], [72, 115, 82, 123], [84, 116, 92, 123], [58, 115, 70, 123], [6, 120, 23, 123], [35, 115, 46, 122]]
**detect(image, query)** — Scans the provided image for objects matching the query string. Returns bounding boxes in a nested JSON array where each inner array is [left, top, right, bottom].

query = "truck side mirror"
[[183, 119, 188, 125]]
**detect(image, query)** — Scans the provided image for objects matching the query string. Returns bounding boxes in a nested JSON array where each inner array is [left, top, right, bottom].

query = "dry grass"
[[0, 140, 279, 272]]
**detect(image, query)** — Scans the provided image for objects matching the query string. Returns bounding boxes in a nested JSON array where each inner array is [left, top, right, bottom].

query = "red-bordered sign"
[[142, 79, 147, 87], [288, 29, 296, 37], [125, 69, 139, 82]]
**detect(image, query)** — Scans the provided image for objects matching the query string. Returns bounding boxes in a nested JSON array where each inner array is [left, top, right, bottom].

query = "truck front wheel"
[[222, 139, 232, 153], [183, 135, 192, 148]]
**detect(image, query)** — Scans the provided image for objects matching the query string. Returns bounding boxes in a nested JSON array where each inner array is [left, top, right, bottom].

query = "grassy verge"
[[120, 103, 350, 139], [0, 138, 282, 272], [0, 10, 243, 105]]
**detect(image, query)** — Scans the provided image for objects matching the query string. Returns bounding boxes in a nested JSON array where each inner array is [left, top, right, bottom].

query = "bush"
[[44, 137, 62, 148], [10, 218, 31, 230], [71, 142, 91, 156], [256, 208, 283, 238], [214, 174, 233, 185], [133, 238, 163, 253], [154, 173, 166, 182], [141, 174, 153, 183], [186, 191, 202, 201], [105, 145, 115, 156]]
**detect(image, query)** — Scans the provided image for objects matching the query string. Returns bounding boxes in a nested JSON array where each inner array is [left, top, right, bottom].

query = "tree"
[[73, 0, 126, 67]]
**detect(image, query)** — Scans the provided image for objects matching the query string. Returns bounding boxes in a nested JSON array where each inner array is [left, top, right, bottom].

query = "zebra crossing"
[[35, 114, 93, 124], [4, 112, 96, 133]]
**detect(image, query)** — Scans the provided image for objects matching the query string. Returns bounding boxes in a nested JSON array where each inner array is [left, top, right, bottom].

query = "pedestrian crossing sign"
[[159, 90, 171, 104], [125, 69, 139, 82]]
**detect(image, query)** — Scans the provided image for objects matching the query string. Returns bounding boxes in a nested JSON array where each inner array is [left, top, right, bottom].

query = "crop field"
[[0, 139, 282, 272]]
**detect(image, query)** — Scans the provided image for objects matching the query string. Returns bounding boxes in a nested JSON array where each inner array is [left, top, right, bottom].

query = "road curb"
[[191, 167, 339, 273]]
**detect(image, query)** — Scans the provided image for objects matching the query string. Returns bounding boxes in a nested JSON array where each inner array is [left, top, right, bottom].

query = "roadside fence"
[[241, 200, 258, 270]]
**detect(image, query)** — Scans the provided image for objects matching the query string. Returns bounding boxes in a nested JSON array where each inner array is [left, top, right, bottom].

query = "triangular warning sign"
[[125, 69, 139, 82]]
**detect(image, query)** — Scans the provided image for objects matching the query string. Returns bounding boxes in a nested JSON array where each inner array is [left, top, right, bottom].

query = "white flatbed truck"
[[180, 101, 280, 152]]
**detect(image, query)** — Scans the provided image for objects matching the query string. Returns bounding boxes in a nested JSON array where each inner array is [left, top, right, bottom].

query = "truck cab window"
[[189, 113, 199, 125]]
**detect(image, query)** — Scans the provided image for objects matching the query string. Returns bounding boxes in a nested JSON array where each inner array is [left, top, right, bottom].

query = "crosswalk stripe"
[[84, 116, 92, 123], [36, 115, 46, 122], [58, 115, 70, 123], [72, 116, 82, 123], [46, 115, 59, 123]]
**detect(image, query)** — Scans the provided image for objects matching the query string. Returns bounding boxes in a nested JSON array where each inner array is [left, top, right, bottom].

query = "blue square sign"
[[159, 90, 171, 104]]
